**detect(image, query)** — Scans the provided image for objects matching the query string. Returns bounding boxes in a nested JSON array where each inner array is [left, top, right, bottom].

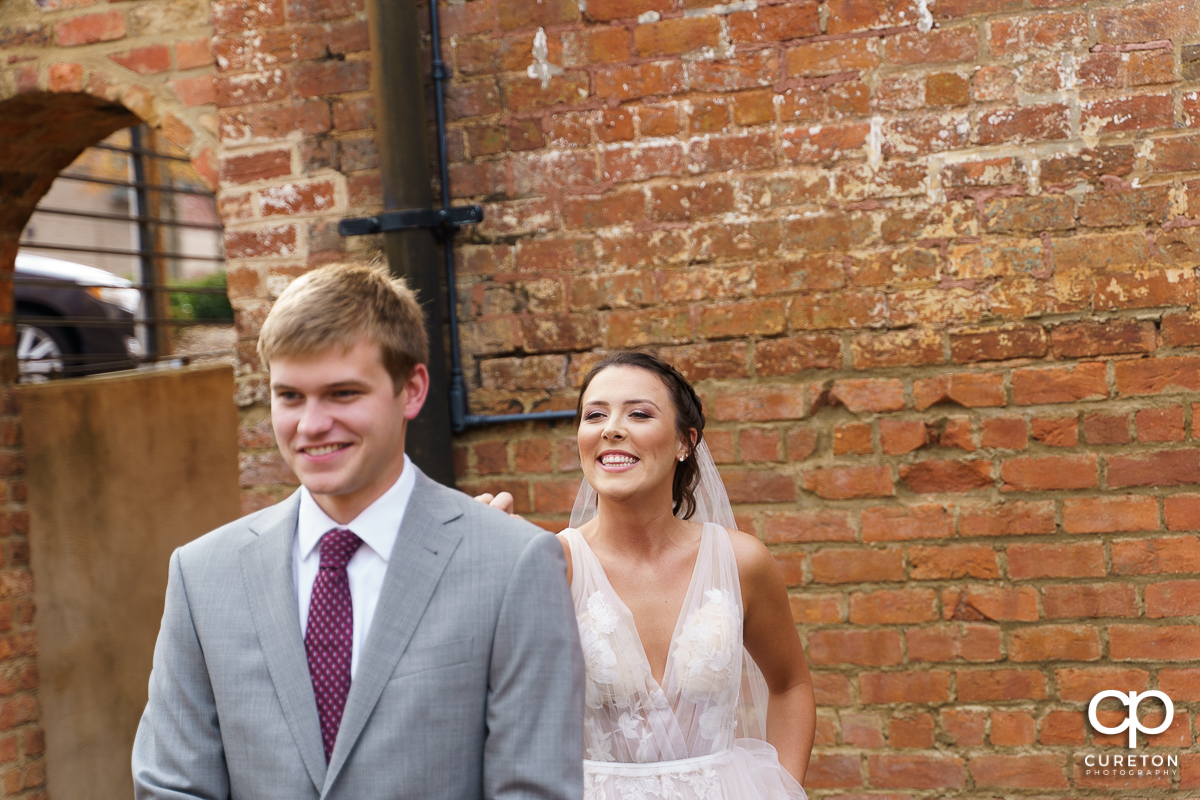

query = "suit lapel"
[[239, 493, 327, 793], [323, 471, 463, 794]]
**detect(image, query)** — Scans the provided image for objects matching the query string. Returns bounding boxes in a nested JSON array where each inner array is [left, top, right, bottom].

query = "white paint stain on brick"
[[867, 115, 883, 166], [527, 28, 563, 89], [917, 0, 933, 32], [638, 10, 660, 23]]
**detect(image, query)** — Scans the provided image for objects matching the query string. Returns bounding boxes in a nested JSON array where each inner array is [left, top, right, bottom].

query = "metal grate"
[[17, 125, 232, 381]]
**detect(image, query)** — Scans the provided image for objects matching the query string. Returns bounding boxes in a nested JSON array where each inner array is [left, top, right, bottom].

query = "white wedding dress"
[[559, 523, 808, 800]]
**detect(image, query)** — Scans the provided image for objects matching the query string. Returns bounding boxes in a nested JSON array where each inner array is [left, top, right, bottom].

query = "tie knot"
[[318, 529, 362, 570]]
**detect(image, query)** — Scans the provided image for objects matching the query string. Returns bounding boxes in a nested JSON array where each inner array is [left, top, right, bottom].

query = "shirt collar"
[[297, 454, 417, 563]]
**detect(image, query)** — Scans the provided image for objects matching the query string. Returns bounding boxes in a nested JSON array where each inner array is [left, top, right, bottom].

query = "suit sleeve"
[[132, 549, 230, 800], [484, 532, 585, 800]]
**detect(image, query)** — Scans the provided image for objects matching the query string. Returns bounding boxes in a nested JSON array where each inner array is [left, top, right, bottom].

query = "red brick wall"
[[425, 0, 1200, 795]]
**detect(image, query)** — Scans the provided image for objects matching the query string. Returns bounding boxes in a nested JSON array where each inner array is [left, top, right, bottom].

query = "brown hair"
[[575, 351, 706, 520], [257, 264, 428, 392]]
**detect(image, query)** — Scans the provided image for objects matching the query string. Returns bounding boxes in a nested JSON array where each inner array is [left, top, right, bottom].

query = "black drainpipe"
[[346, 2, 576, 446]]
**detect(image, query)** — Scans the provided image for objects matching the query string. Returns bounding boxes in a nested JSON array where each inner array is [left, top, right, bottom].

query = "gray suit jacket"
[[133, 468, 584, 800]]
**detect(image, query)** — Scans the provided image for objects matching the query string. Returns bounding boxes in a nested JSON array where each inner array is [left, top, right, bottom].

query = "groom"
[[133, 264, 584, 800]]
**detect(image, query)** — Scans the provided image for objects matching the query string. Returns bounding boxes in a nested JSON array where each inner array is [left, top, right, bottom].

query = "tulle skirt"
[[583, 739, 807, 800]]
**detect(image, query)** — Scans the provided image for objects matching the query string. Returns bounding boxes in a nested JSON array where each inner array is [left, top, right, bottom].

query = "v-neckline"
[[573, 523, 709, 688]]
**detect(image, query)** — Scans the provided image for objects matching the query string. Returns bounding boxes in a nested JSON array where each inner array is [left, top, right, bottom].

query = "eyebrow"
[[271, 380, 371, 392], [583, 399, 662, 409]]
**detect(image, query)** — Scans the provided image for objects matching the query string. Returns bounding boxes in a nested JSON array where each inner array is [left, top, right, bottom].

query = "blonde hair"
[[257, 264, 428, 391]]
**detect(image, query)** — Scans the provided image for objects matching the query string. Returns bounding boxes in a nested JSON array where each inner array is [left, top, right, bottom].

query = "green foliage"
[[170, 272, 234, 321]]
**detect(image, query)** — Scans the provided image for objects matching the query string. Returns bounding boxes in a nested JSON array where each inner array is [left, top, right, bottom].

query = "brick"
[[990, 710, 1036, 746], [1115, 356, 1200, 396], [909, 544, 1000, 580], [649, 180, 734, 220], [1054, 232, 1150, 273], [1079, 186, 1172, 228], [833, 422, 872, 455], [812, 672, 853, 706], [754, 335, 842, 375], [913, 373, 1005, 411], [958, 500, 1054, 537], [786, 38, 879, 76], [698, 300, 785, 340], [562, 189, 645, 229], [499, 0, 578, 30], [1146, 579, 1200, 617], [1051, 320, 1156, 358], [292, 60, 370, 99], [764, 509, 856, 545], [108, 44, 171, 75], [791, 290, 886, 330], [740, 428, 781, 462], [840, 711, 883, 748], [949, 324, 1048, 363], [780, 122, 871, 164], [811, 547, 904, 584], [852, 329, 943, 369], [829, 379, 905, 413], [804, 753, 860, 788], [944, 586, 1038, 621], [1040, 710, 1085, 745], [1112, 535, 1200, 575], [978, 104, 1070, 145], [804, 465, 894, 500], [890, 714, 935, 748], [1043, 582, 1138, 619], [1165, 494, 1200, 530], [634, 16, 720, 56], [55, 9, 125, 46], [885, 27, 978, 65], [862, 504, 952, 543], [989, 11, 1086, 54], [225, 224, 298, 259], [1056, 666, 1149, 702], [1012, 363, 1107, 405], [942, 708, 987, 746], [789, 593, 842, 624], [1010, 624, 1102, 662], [867, 754, 965, 789], [1110, 625, 1200, 661], [880, 419, 927, 455], [900, 459, 992, 494], [786, 427, 818, 461], [957, 668, 1047, 701], [1161, 311, 1200, 348], [1001, 454, 1097, 492], [1108, 450, 1200, 488], [257, 180, 335, 217], [1063, 495, 1159, 533], [720, 469, 796, 504], [970, 754, 1068, 789], [1159, 668, 1200, 700], [808, 629, 903, 666], [1083, 412, 1130, 445], [729, 4, 820, 43], [1030, 415, 1076, 447], [908, 625, 1002, 663], [984, 195, 1074, 233], [594, 60, 684, 101], [1096, 0, 1200, 44], [850, 588, 937, 624], [711, 387, 804, 422], [1096, 270, 1196, 311], [926, 71, 970, 106], [860, 672, 952, 705], [981, 417, 1027, 450]]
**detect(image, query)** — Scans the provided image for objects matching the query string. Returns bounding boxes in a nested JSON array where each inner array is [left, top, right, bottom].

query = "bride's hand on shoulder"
[[472, 491, 516, 515]]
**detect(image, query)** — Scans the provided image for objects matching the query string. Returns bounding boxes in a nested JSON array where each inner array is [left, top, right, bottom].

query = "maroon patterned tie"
[[305, 528, 363, 762]]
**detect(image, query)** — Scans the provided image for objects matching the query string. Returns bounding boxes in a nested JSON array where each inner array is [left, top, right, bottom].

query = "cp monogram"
[[1088, 690, 1174, 748]]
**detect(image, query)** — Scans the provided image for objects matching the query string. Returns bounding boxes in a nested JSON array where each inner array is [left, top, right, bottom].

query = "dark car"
[[16, 253, 142, 383]]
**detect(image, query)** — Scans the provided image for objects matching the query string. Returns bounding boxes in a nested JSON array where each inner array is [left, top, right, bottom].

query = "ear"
[[401, 363, 430, 420], [677, 428, 698, 460]]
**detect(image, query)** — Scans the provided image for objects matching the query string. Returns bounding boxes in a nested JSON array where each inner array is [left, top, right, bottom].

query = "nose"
[[297, 398, 334, 438], [601, 415, 625, 441]]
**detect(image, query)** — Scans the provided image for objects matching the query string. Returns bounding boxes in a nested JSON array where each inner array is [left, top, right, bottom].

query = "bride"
[[480, 350, 814, 800]]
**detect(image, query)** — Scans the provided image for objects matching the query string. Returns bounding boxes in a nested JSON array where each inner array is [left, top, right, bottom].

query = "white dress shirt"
[[294, 454, 416, 677]]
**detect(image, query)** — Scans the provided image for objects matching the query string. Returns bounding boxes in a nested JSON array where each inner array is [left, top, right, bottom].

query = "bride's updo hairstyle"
[[575, 351, 706, 520]]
